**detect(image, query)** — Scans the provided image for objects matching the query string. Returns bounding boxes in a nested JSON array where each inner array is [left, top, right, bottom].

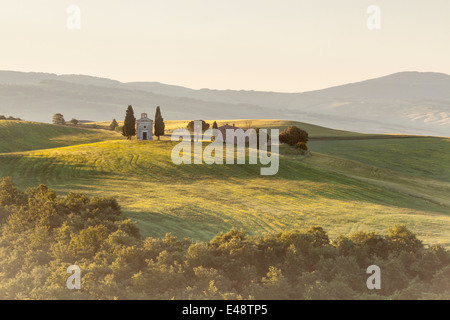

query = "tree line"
[[0, 177, 448, 300], [0, 115, 22, 121], [185, 120, 309, 150]]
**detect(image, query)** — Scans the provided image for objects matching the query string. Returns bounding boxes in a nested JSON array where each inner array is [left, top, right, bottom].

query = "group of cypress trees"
[[122, 105, 165, 140]]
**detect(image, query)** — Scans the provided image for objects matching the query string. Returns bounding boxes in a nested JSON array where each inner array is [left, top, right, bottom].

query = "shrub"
[[279, 126, 309, 146]]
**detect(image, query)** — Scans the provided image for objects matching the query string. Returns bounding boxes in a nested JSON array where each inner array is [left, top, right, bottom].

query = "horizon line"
[[1, 69, 449, 94]]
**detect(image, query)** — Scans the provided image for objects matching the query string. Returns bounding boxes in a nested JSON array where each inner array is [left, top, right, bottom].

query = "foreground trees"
[[0, 177, 448, 300]]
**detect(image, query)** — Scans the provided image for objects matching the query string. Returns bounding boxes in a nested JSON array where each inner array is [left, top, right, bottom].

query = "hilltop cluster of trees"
[[0, 177, 448, 300], [0, 115, 22, 121], [52, 114, 79, 126], [187, 120, 210, 132]]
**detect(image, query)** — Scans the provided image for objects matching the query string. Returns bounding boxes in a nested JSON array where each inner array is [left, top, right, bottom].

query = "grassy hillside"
[[0, 128, 448, 247], [309, 138, 450, 181], [0, 120, 121, 153]]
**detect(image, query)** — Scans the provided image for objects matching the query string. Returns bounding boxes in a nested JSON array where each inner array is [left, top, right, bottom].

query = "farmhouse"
[[217, 123, 270, 146], [218, 123, 250, 144], [136, 113, 153, 140], [171, 121, 279, 175]]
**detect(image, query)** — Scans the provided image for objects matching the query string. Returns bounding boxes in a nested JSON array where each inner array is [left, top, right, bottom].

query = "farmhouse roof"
[[218, 123, 239, 131]]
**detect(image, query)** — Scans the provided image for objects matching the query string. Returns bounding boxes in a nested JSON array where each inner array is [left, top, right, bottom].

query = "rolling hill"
[[0, 120, 448, 247], [0, 71, 449, 137], [0, 120, 120, 153]]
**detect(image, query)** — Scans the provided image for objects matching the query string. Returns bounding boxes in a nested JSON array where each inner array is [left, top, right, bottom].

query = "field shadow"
[[0, 153, 111, 191]]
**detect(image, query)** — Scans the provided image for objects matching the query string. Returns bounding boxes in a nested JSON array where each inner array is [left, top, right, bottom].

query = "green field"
[[0, 120, 449, 247], [0, 120, 119, 153], [309, 138, 450, 181]]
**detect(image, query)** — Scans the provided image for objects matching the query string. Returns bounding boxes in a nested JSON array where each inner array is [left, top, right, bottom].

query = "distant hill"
[[0, 70, 448, 136]]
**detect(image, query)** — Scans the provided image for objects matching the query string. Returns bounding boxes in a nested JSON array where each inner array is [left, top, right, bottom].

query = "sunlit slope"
[[0, 138, 448, 247], [88, 119, 371, 138], [0, 120, 121, 153], [309, 137, 450, 181]]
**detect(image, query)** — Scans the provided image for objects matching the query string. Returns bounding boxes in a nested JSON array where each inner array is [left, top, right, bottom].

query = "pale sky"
[[0, 0, 449, 92]]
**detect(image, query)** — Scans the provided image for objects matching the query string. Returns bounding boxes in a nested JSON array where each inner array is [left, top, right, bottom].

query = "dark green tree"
[[154, 106, 165, 140], [279, 126, 308, 146], [109, 118, 119, 131], [187, 120, 210, 132], [70, 118, 79, 126], [187, 120, 210, 142], [122, 105, 136, 140], [52, 113, 66, 125]]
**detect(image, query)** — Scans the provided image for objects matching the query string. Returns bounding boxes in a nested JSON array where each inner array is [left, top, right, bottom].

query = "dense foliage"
[[0, 177, 448, 300], [52, 113, 66, 125], [187, 120, 210, 133], [279, 126, 309, 146]]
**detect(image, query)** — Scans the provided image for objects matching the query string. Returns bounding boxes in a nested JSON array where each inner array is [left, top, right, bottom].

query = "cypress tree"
[[154, 106, 165, 140], [123, 105, 136, 140], [109, 118, 119, 131]]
